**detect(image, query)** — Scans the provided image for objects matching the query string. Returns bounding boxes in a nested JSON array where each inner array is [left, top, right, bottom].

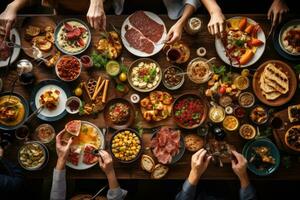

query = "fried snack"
[[26, 25, 40, 37], [32, 36, 52, 51], [96, 31, 122, 59]]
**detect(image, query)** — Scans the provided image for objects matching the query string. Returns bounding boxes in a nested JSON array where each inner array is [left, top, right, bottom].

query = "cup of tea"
[[15, 125, 30, 141], [164, 41, 190, 64]]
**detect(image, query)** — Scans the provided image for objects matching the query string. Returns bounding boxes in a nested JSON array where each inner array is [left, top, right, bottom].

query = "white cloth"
[[110, 0, 201, 19]]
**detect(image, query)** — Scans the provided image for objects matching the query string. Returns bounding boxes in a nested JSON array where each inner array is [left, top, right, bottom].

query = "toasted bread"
[[65, 120, 81, 136], [151, 164, 169, 179], [264, 63, 289, 94], [288, 104, 300, 123], [141, 154, 155, 173]]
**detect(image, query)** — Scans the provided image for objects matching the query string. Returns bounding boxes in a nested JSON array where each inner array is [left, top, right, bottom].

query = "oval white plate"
[[0, 29, 21, 67]]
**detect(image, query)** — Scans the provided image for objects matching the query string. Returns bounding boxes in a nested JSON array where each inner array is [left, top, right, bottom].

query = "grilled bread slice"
[[151, 164, 169, 179], [264, 63, 289, 94], [288, 104, 300, 123], [141, 154, 155, 173]]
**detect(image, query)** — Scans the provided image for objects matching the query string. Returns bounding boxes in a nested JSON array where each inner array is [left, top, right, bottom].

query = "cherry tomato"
[[219, 86, 226, 94]]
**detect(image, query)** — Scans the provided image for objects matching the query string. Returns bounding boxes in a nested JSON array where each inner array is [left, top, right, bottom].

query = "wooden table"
[[2, 14, 300, 181]]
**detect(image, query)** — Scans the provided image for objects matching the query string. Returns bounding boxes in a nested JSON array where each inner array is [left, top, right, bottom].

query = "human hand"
[[87, 0, 106, 30], [166, 22, 184, 44], [207, 10, 225, 36], [188, 149, 212, 185], [231, 150, 250, 188], [98, 150, 114, 176], [55, 129, 73, 170], [268, 0, 289, 27], [0, 3, 18, 36]]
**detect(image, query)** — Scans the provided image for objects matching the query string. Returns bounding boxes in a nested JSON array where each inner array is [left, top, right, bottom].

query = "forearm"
[[8, 0, 28, 12], [239, 174, 250, 189], [200, 0, 222, 15], [90, 0, 104, 9], [106, 170, 119, 190], [177, 4, 195, 26], [55, 158, 66, 170]]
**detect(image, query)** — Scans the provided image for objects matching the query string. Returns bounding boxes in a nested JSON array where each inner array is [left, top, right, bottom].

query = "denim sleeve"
[[184, 0, 201, 9], [240, 184, 257, 200], [175, 179, 197, 200], [0, 159, 24, 192], [50, 169, 66, 200], [107, 187, 128, 200]]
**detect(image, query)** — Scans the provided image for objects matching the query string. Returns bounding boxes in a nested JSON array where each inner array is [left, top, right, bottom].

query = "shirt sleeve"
[[0, 159, 24, 193], [175, 179, 197, 200], [50, 169, 66, 200], [107, 187, 128, 200], [240, 184, 257, 200], [184, 0, 201, 10]]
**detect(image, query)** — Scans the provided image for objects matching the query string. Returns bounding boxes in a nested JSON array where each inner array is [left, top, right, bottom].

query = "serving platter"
[[20, 16, 57, 58], [252, 60, 297, 107], [215, 16, 266, 68], [30, 79, 71, 122], [0, 28, 21, 68], [121, 11, 167, 57]]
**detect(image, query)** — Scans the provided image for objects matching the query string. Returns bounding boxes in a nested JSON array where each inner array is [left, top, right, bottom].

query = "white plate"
[[215, 17, 266, 68], [121, 11, 167, 57], [0, 29, 21, 67], [35, 84, 68, 118], [278, 19, 300, 56], [66, 121, 106, 170]]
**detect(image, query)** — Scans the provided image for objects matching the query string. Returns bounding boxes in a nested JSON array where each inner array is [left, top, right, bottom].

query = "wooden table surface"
[[2, 14, 300, 181]]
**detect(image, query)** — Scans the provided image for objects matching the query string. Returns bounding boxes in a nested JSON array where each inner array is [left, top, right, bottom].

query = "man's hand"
[[55, 129, 73, 170], [231, 150, 250, 189], [268, 0, 289, 27], [188, 148, 212, 186], [207, 10, 225, 36], [87, 0, 106, 30]]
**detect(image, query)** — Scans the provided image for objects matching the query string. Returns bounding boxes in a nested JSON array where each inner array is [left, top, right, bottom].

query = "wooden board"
[[273, 108, 300, 154]]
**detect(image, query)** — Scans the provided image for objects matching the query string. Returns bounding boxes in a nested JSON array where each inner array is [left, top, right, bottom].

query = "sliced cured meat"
[[151, 127, 181, 164], [68, 146, 81, 166], [83, 145, 98, 165], [125, 27, 154, 54], [0, 36, 10, 61], [65, 120, 81, 136], [129, 11, 164, 43]]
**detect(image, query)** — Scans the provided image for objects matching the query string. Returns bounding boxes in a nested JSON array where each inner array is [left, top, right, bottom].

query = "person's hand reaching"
[[188, 148, 212, 185], [87, 0, 106, 30], [166, 22, 184, 44], [55, 129, 73, 170], [207, 10, 225, 36], [231, 150, 250, 189], [98, 150, 114, 176], [268, 0, 289, 27], [0, 3, 18, 36]]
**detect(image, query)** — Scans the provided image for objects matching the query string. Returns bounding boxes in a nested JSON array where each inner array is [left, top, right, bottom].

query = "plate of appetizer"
[[55, 55, 82, 81], [96, 31, 122, 59], [54, 18, 91, 55], [273, 19, 300, 61], [243, 138, 280, 176], [151, 126, 185, 165], [128, 58, 162, 92], [252, 60, 297, 107], [173, 93, 208, 129], [20, 16, 56, 58], [110, 128, 143, 163], [104, 98, 135, 129], [18, 141, 49, 171], [30, 79, 71, 122], [61, 120, 106, 169], [140, 91, 173, 122], [0, 92, 29, 130], [215, 17, 265, 68], [121, 11, 167, 57], [0, 28, 21, 67]]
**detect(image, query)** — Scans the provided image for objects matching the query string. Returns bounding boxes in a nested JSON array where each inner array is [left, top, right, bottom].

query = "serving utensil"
[[23, 105, 44, 124], [267, 24, 275, 40], [91, 184, 108, 200]]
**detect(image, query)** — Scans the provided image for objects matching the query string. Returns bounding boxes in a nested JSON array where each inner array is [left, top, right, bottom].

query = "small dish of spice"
[[239, 124, 256, 140], [163, 66, 184, 90], [238, 92, 255, 108], [80, 55, 93, 69], [66, 96, 81, 114], [34, 124, 55, 143]]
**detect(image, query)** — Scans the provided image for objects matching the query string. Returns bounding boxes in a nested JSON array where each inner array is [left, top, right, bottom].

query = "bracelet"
[[196, 47, 207, 57]]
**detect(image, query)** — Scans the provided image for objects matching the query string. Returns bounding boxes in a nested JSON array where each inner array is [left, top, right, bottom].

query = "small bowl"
[[162, 66, 185, 90], [34, 124, 56, 143], [239, 124, 256, 140], [238, 92, 255, 108], [65, 96, 82, 114], [55, 55, 82, 82], [80, 55, 93, 69], [250, 106, 269, 125], [186, 57, 213, 84]]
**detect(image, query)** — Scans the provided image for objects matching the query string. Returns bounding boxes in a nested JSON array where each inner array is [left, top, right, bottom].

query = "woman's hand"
[[188, 149, 212, 185], [98, 150, 114, 176], [268, 0, 289, 27], [0, 3, 18, 36], [166, 22, 184, 44], [207, 10, 225, 36], [55, 129, 73, 170], [231, 150, 250, 189], [87, 0, 106, 30]]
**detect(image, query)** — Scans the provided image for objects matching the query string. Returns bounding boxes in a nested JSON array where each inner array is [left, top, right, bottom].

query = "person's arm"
[[166, 4, 195, 44], [98, 150, 127, 200], [0, 0, 28, 34], [175, 149, 212, 200], [231, 150, 257, 200], [200, 0, 225, 36], [87, 0, 106, 30], [50, 129, 73, 200], [267, 0, 289, 27], [0, 147, 24, 193]]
